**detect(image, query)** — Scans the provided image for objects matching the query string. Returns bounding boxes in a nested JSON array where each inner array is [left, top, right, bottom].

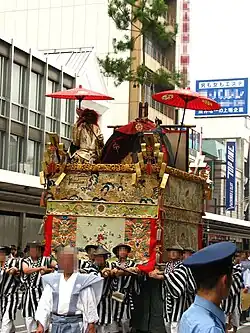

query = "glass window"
[[12, 63, 26, 105], [61, 87, 67, 122], [9, 134, 24, 172], [30, 110, 41, 128], [26, 140, 41, 176], [0, 56, 7, 98], [30, 71, 42, 111], [61, 123, 71, 138], [0, 131, 5, 168], [12, 104, 25, 122], [45, 80, 57, 118], [0, 99, 6, 116], [61, 97, 74, 124], [46, 117, 56, 132]]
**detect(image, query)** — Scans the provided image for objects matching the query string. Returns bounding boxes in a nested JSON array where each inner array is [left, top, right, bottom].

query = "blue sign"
[[226, 142, 236, 211], [195, 78, 248, 117]]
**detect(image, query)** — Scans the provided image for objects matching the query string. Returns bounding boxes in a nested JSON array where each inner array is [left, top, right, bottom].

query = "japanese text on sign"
[[195, 78, 248, 117], [226, 142, 236, 211]]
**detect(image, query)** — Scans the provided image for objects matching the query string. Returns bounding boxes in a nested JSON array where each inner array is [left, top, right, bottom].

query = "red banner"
[[137, 219, 157, 273], [43, 215, 53, 256]]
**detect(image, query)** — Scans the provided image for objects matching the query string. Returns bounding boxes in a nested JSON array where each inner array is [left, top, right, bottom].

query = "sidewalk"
[[238, 322, 250, 332]]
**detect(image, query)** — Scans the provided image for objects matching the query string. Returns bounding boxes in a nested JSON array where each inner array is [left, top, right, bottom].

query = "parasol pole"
[[173, 100, 187, 167], [78, 98, 83, 109]]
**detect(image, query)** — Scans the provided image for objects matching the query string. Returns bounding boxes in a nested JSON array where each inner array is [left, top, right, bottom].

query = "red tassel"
[[146, 161, 152, 175], [48, 161, 57, 174], [40, 191, 46, 207], [162, 145, 168, 163]]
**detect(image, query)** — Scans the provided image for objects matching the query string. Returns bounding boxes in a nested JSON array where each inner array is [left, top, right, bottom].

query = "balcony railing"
[[145, 40, 175, 72]]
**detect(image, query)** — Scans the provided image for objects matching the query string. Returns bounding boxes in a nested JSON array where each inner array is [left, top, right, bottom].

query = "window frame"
[[9, 134, 24, 172]]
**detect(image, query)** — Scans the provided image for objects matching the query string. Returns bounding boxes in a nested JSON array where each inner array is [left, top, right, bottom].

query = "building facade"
[[203, 138, 245, 219], [137, 0, 178, 124], [0, 0, 179, 133], [201, 137, 250, 248], [0, 36, 77, 247]]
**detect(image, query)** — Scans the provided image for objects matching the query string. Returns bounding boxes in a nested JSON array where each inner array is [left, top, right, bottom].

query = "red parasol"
[[152, 88, 221, 166], [152, 88, 220, 111], [117, 119, 156, 135], [46, 85, 114, 108]]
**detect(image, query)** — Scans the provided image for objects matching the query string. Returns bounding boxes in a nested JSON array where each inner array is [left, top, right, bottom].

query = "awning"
[[203, 212, 250, 228], [203, 212, 250, 239]]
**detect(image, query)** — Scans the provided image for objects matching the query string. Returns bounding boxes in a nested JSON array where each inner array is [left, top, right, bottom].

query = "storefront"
[[202, 212, 250, 249]]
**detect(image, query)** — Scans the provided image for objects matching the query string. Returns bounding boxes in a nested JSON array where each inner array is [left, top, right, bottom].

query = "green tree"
[[98, 0, 186, 103]]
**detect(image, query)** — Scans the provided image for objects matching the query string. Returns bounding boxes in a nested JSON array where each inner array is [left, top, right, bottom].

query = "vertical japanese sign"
[[226, 142, 236, 211]]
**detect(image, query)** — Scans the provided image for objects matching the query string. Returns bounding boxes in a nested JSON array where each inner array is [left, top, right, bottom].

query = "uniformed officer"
[[179, 241, 236, 333]]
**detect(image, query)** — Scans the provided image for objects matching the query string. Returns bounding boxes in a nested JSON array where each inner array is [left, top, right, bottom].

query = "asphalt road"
[[12, 313, 250, 333], [238, 323, 250, 332], [14, 310, 26, 332]]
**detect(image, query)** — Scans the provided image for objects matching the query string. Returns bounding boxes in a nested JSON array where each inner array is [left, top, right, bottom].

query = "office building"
[[0, 0, 179, 133], [0, 36, 77, 246]]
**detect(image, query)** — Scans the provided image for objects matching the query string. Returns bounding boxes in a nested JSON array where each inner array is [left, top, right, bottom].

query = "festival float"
[[40, 86, 220, 266]]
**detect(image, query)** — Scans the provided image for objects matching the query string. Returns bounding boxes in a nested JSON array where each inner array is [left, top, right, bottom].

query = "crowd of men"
[[0, 241, 249, 333]]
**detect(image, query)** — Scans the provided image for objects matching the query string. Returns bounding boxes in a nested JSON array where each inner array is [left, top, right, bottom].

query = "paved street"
[[12, 318, 250, 333], [14, 310, 26, 333], [11, 305, 250, 333], [238, 323, 250, 332]]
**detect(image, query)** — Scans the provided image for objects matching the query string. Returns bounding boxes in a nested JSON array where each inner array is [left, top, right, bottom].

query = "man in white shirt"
[[35, 246, 103, 333]]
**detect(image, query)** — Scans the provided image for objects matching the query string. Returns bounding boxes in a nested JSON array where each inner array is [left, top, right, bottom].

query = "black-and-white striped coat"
[[110, 260, 139, 323], [221, 264, 243, 315], [80, 260, 99, 275], [163, 262, 196, 323], [79, 259, 95, 272], [0, 258, 22, 320], [81, 261, 114, 325], [162, 260, 181, 322], [21, 256, 49, 318]]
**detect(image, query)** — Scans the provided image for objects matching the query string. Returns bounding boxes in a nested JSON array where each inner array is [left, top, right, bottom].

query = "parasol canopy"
[[116, 119, 156, 135], [152, 88, 221, 168], [46, 85, 114, 101], [152, 88, 221, 111]]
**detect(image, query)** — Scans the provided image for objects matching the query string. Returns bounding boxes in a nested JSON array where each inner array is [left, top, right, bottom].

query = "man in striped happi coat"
[[149, 243, 196, 333], [221, 253, 243, 333], [161, 243, 183, 333], [182, 247, 196, 310], [21, 241, 53, 333], [163, 260, 196, 333], [109, 243, 139, 333], [0, 246, 22, 333], [84, 245, 114, 333], [79, 244, 98, 272]]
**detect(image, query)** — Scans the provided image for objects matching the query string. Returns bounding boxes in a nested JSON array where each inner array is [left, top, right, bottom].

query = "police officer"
[[179, 241, 236, 333]]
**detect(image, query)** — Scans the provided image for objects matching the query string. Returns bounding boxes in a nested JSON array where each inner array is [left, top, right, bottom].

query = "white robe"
[[35, 273, 99, 332]]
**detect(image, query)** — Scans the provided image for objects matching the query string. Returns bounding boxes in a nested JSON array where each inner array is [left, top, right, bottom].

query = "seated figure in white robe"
[[35, 246, 103, 333]]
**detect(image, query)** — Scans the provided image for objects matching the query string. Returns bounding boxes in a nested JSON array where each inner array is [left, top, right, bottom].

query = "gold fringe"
[[135, 163, 141, 178], [131, 173, 137, 185], [160, 173, 169, 189], [39, 171, 45, 185], [158, 152, 164, 165], [137, 152, 144, 168], [55, 173, 66, 186], [159, 163, 167, 178]]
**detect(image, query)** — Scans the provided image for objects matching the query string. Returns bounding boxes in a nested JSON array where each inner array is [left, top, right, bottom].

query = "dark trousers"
[[241, 310, 248, 323]]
